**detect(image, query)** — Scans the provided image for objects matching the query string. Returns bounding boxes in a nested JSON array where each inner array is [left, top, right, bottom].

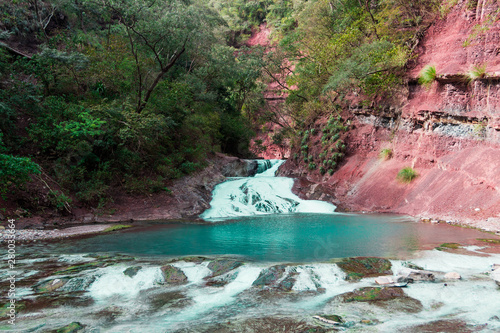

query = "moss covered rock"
[[335, 287, 423, 313], [207, 259, 243, 278], [160, 265, 188, 285], [123, 266, 142, 278], [54, 322, 85, 333], [337, 257, 392, 281]]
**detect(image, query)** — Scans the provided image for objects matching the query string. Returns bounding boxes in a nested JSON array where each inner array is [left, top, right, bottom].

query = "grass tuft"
[[467, 64, 487, 81], [418, 65, 437, 88], [397, 167, 418, 183]]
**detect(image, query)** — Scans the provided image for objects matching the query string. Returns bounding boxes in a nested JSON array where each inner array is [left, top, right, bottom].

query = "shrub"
[[418, 65, 436, 88], [397, 167, 418, 183], [379, 148, 393, 160], [0, 153, 41, 198]]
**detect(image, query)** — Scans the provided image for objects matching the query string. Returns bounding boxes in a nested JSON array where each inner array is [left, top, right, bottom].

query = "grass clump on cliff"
[[379, 148, 393, 160], [397, 167, 418, 183], [467, 64, 487, 81], [418, 65, 437, 88]]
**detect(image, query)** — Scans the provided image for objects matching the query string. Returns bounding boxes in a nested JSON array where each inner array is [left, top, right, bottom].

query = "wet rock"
[[123, 266, 142, 278], [207, 259, 243, 278], [335, 287, 423, 313], [360, 319, 380, 325], [53, 261, 113, 275], [147, 291, 190, 311], [337, 257, 392, 281], [407, 270, 436, 282], [222, 158, 259, 177], [205, 271, 238, 287], [338, 287, 405, 302], [405, 319, 481, 333], [444, 272, 461, 280], [173, 316, 329, 333], [52, 322, 84, 333], [92, 305, 123, 324], [375, 275, 408, 286], [252, 265, 287, 288], [35, 294, 94, 309], [33, 278, 71, 293], [0, 301, 26, 317], [60, 276, 96, 292], [313, 314, 344, 325], [160, 265, 188, 285], [179, 256, 207, 264], [276, 273, 298, 292]]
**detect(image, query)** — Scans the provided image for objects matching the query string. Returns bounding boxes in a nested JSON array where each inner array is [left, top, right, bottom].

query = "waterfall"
[[201, 160, 336, 220]]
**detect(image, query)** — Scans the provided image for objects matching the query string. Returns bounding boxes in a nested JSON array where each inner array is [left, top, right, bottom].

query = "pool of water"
[[48, 213, 489, 261]]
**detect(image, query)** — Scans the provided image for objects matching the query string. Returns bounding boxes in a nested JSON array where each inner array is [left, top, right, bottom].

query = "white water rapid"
[[201, 159, 336, 220]]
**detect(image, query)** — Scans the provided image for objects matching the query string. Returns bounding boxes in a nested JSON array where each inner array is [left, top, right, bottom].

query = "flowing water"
[[4, 159, 500, 332]]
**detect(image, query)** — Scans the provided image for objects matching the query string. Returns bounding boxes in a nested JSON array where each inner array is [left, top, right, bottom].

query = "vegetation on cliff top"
[[0, 0, 267, 213]]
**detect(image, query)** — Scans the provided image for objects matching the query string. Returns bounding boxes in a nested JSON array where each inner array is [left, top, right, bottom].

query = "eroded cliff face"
[[281, 1, 500, 230]]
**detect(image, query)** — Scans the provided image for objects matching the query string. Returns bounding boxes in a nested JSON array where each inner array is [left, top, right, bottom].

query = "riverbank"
[[0, 224, 120, 243]]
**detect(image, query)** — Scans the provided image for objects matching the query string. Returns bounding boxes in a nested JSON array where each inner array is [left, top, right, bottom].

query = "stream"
[[2, 160, 500, 332]]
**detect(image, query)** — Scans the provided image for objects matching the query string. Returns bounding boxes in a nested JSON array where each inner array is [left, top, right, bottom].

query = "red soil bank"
[[281, 2, 500, 231]]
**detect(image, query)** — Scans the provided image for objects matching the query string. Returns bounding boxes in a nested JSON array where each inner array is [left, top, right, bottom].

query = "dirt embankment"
[[280, 1, 500, 232]]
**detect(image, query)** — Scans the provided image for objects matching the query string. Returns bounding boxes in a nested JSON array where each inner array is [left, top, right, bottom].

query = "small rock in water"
[[444, 272, 461, 280], [123, 266, 142, 278], [160, 265, 188, 285], [53, 322, 85, 333], [407, 270, 435, 282], [33, 278, 71, 293], [337, 257, 392, 281], [375, 276, 394, 285], [491, 267, 500, 286], [375, 275, 408, 287]]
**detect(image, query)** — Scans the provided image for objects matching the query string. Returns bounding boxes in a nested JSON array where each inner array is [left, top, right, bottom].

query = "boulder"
[[375, 275, 408, 286], [160, 265, 188, 285], [444, 272, 461, 280], [205, 272, 238, 287], [123, 266, 142, 278], [207, 259, 243, 278], [33, 278, 71, 293], [252, 265, 287, 288], [337, 257, 392, 281], [335, 287, 423, 313], [338, 287, 405, 302], [407, 270, 435, 282]]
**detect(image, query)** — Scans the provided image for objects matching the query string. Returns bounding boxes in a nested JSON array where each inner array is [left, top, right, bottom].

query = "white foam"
[[293, 264, 346, 292], [172, 261, 211, 284], [164, 265, 263, 325], [89, 265, 163, 300]]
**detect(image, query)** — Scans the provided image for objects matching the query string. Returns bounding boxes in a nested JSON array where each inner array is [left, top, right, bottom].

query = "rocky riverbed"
[[1, 243, 500, 332]]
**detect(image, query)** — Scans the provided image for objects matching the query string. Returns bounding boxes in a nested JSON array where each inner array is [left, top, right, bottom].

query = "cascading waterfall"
[[201, 159, 336, 220]]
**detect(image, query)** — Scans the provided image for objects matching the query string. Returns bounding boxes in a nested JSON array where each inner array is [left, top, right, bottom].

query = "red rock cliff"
[[281, 1, 500, 231]]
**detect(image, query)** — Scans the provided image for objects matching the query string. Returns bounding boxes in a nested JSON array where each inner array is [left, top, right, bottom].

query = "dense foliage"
[[0, 0, 265, 207]]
